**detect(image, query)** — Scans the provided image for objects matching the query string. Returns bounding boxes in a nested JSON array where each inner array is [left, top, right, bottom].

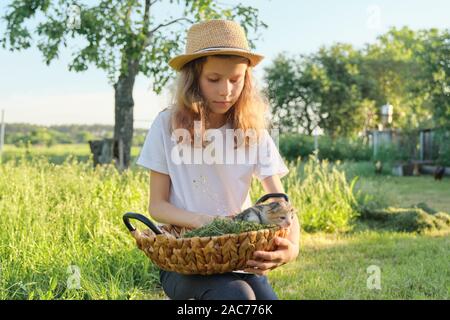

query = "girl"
[[136, 19, 300, 300]]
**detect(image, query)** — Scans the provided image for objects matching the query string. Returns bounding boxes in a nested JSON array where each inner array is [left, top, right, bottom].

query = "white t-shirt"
[[136, 108, 289, 216]]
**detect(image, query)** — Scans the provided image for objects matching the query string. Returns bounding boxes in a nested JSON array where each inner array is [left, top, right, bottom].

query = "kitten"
[[232, 201, 295, 228]]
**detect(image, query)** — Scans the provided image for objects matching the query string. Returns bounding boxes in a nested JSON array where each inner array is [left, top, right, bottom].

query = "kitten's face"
[[264, 202, 296, 228]]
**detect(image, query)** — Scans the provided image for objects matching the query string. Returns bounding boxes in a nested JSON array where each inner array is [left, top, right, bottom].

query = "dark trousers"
[[159, 269, 279, 300]]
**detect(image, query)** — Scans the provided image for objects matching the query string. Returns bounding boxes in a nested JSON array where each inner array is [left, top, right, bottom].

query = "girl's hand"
[[244, 237, 299, 275], [193, 214, 216, 228]]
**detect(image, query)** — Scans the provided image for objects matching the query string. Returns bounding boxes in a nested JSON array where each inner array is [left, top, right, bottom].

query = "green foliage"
[[1, 151, 449, 299], [279, 133, 372, 162], [250, 154, 360, 233], [0, 157, 159, 299], [433, 127, 450, 166], [4, 123, 147, 146], [411, 29, 450, 127], [293, 156, 360, 232], [317, 136, 372, 162], [1, 0, 268, 169], [263, 53, 312, 133], [1, 0, 267, 90], [264, 27, 449, 136], [265, 45, 370, 137], [278, 133, 316, 161], [183, 218, 276, 238], [372, 143, 405, 164], [1, 144, 142, 165]]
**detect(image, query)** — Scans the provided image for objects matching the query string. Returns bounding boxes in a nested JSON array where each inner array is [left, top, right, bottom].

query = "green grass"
[[1, 144, 141, 165], [0, 149, 449, 300], [353, 175, 450, 213], [0, 158, 160, 300], [271, 229, 449, 299]]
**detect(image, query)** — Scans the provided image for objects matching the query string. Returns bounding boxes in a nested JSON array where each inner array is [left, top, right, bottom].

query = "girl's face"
[[199, 56, 248, 115]]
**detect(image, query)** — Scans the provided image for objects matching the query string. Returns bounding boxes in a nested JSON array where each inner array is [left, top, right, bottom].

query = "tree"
[[311, 44, 366, 138], [264, 27, 449, 138], [265, 45, 368, 138], [1, 0, 267, 168], [264, 53, 319, 134], [414, 28, 449, 127], [360, 27, 449, 129], [361, 27, 432, 129]]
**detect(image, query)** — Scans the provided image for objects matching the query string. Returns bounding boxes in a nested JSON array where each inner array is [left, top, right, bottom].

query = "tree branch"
[[142, 0, 151, 34], [143, 17, 194, 48], [147, 17, 194, 38]]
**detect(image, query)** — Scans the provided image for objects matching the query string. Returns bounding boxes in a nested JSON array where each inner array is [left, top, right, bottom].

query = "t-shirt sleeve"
[[135, 114, 169, 174], [254, 130, 289, 181]]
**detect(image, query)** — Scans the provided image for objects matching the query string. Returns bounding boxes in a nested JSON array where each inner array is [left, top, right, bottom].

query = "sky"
[[0, 0, 449, 129]]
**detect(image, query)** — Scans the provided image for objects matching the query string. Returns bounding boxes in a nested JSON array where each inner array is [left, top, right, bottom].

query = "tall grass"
[[251, 154, 360, 233], [0, 157, 160, 299], [1, 153, 360, 299]]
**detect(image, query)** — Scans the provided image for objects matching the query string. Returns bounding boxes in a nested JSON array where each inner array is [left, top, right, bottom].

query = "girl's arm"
[[148, 170, 216, 229]]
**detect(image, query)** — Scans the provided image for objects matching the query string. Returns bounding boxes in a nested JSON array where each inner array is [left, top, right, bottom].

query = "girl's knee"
[[204, 280, 256, 300]]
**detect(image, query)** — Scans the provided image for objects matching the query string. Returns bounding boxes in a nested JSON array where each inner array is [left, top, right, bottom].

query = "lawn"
[[354, 175, 450, 213], [1, 144, 141, 164], [272, 229, 449, 299], [273, 167, 450, 299], [0, 147, 448, 300]]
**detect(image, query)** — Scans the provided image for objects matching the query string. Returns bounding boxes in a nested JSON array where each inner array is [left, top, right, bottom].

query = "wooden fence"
[[367, 127, 449, 163]]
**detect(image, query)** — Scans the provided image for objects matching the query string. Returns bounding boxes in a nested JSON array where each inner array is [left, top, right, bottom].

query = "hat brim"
[[169, 50, 264, 71]]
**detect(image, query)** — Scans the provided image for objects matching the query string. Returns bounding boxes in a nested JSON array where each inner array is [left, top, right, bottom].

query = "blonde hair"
[[169, 55, 269, 147]]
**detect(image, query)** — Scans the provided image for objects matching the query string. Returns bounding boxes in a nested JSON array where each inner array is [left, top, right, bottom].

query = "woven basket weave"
[[123, 193, 291, 275], [130, 224, 288, 275]]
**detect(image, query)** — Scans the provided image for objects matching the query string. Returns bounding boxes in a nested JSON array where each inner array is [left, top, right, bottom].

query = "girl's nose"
[[219, 80, 233, 96]]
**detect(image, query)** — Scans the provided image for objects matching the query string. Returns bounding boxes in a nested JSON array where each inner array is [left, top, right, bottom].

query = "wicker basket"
[[123, 193, 291, 275]]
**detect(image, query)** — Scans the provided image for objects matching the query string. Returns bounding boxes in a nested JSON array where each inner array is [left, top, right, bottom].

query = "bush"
[[372, 143, 407, 164], [278, 133, 316, 161], [434, 128, 450, 166], [279, 133, 372, 163]]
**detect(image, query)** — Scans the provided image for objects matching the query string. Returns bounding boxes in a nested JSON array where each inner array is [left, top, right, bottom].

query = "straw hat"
[[168, 19, 264, 71]]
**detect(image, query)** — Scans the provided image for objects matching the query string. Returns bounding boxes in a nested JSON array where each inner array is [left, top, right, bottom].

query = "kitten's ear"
[[268, 202, 280, 210], [265, 204, 275, 215]]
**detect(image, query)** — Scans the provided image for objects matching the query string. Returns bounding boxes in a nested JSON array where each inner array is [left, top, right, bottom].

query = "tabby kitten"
[[232, 201, 295, 228]]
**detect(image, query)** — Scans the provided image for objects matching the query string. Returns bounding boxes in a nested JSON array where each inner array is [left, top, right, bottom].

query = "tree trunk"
[[114, 60, 139, 169]]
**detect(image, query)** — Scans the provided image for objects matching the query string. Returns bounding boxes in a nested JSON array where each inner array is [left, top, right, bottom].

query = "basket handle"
[[123, 212, 163, 235], [255, 193, 289, 205]]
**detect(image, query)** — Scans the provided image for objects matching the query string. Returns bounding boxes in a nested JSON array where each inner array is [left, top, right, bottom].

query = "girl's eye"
[[280, 217, 286, 220], [208, 79, 239, 83]]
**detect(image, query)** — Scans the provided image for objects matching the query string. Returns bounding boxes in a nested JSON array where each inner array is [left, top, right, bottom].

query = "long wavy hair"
[[169, 54, 269, 148]]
